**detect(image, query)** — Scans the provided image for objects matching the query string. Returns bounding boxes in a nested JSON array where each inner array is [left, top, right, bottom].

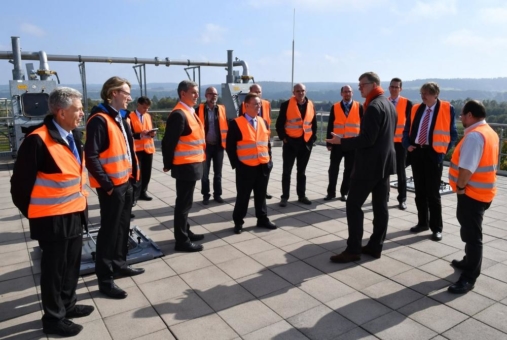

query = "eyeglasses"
[[389, 86, 400, 89], [206, 93, 218, 96], [358, 82, 372, 88], [118, 89, 131, 97]]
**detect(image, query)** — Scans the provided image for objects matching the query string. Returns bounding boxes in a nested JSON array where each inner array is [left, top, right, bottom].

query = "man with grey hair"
[[11, 87, 93, 336]]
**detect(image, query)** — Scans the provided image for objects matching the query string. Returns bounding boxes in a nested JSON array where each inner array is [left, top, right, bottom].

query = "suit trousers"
[[457, 194, 491, 283], [410, 147, 443, 232], [281, 141, 311, 199], [134, 150, 153, 198], [394, 142, 407, 203], [201, 144, 223, 199], [327, 146, 355, 197], [95, 182, 133, 285], [39, 234, 81, 325], [345, 176, 390, 254], [232, 164, 269, 226], [174, 179, 196, 245]]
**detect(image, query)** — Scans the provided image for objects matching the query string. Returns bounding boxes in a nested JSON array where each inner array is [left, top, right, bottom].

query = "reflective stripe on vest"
[[87, 113, 131, 188], [173, 103, 205, 165], [393, 97, 408, 142], [448, 123, 499, 202], [332, 101, 361, 138], [28, 125, 87, 218], [410, 101, 452, 153], [197, 104, 229, 148], [284, 97, 315, 142], [235, 116, 270, 166], [129, 112, 156, 154]]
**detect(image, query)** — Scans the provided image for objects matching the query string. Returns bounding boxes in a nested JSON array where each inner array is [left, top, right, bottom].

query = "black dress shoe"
[[43, 319, 83, 337], [339, 195, 347, 202], [298, 196, 312, 205], [189, 233, 204, 241], [66, 305, 95, 318], [398, 201, 407, 210], [202, 197, 210, 205], [361, 245, 381, 259], [279, 198, 288, 207], [130, 213, 135, 219], [234, 225, 243, 234], [139, 193, 153, 201], [330, 250, 361, 263], [451, 258, 467, 270], [99, 283, 128, 299], [214, 196, 224, 203], [257, 220, 277, 230], [132, 200, 137, 207], [266, 193, 273, 199], [410, 225, 429, 233], [116, 266, 145, 277], [175, 242, 203, 252], [324, 195, 336, 201], [431, 232, 443, 241], [448, 280, 475, 294]]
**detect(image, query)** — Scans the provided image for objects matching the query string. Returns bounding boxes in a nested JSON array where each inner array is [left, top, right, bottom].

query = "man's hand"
[[163, 168, 169, 172], [327, 146, 332, 151], [408, 145, 416, 152], [325, 132, 342, 145], [107, 189, 113, 195]]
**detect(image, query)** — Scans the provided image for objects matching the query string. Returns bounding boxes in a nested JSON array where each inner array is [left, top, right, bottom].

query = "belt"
[[415, 144, 430, 149]]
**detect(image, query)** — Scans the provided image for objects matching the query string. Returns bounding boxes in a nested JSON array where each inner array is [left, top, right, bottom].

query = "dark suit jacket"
[[161, 108, 204, 181], [402, 99, 458, 163], [196, 104, 227, 149], [340, 94, 397, 180]]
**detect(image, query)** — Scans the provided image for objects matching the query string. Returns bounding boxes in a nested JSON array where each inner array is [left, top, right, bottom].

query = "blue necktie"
[[66, 134, 81, 164], [250, 118, 257, 130], [344, 104, 350, 116]]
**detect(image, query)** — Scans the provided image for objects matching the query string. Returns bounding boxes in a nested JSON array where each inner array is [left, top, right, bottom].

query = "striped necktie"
[[418, 108, 431, 145]]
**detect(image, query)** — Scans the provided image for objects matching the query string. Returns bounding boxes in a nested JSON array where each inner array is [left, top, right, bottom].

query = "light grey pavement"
[[1, 145, 507, 340]]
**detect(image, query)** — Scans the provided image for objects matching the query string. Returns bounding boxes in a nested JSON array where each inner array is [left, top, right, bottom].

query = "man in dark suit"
[[326, 72, 397, 263], [402, 82, 457, 241], [162, 80, 205, 252], [226, 93, 277, 234]]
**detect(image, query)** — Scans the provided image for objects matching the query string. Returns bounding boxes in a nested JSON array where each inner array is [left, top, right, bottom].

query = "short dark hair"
[[137, 96, 151, 105], [390, 77, 403, 88], [244, 92, 259, 104], [359, 72, 380, 85], [463, 100, 486, 119], [420, 82, 440, 96], [177, 80, 198, 99]]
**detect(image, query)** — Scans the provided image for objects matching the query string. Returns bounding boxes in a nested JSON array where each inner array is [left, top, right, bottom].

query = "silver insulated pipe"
[[11, 36, 25, 80], [38, 50, 50, 80]]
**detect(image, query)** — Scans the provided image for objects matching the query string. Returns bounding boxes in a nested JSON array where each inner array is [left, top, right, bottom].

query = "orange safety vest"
[[449, 123, 499, 202], [332, 101, 360, 138], [28, 126, 87, 218], [410, 101, 451, 153], [173, 102, 205, 165], [88, 113, 131, 188], [284, 97, 315, 142], [241, 99, 271, 127], [129, 112, 155, 154], [196, 104, 228, 148], [392, 96, 408, 142], [235, 116, 270, 166]]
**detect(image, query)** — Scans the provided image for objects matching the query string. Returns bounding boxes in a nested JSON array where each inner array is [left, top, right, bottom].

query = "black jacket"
[[196, 103, 227, 149], [10, 115, 87, 241], [275, 97, 318, 147], [162, 108, 204, 181], [340, 94, 397, 180], [85, 104, 138, 192]]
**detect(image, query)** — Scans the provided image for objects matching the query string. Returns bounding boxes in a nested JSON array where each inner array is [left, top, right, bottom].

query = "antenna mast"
[[291, 8, 295, 91]]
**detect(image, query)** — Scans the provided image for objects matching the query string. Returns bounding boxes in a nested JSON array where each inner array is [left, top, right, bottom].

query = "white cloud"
[[248, 0, 387, 12], [20, 23, 46, 37], [443, 29, 507, 49], [407, 0, 457, 19], [479, 6, 507, 24], [199, 24, 226, 44]]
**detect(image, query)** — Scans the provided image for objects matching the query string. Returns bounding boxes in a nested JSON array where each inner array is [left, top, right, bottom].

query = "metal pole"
[[11, 37, 24, 80], [142, 64, 147, 97], [227, 50, 234, 84], [291, 8, 295, 92], [78, 62, 88, 116]]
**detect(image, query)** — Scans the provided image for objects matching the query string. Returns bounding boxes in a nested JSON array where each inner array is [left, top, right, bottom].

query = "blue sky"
[[1, 0, 506, 87]]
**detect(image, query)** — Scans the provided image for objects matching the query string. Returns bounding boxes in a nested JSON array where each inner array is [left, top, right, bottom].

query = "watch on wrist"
[[457, 185, 465, 191]]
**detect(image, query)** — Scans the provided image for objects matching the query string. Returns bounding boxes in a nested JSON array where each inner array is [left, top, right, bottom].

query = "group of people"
[[10, 72, 500, 336]]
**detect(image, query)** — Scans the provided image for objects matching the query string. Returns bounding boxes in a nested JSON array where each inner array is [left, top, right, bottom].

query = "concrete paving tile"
[[83, 275, 136, 291], [474, 275, 507, 301], [0, 290, 41, 322], [335, 327, 377, 340], [0, 240, 27, 255], [361, 256, 413, 278], [271, 260, 324, 285], [179, 265, 231, 291], [214, 229, 257, 243], [197, 232, 229, 250], [261, 287, 321, 319], [261, 230, 305, 248], [329, 265, 386, 291], [171, 313, 238, 340], [139, 276, 191, 304], [201, 244, 246, 265], [362, 311, 437, 340], [133, 328, 176, 340], [392, 268, 450, 295], [474, 303, 507, 333], [153, 291, 214, 327], [303, 251, 355, 274], [287, 226, 329, 240], [485, 238, 507, 252], [363, 280, 424, 310], [164, 252, 213, 275], [281, 240, 328, 260], [410, 240, 459, 258], [429, 287, 496, 316], [195, 280, 255, 312], [327, 291, 392, 325], [243, 320, 308, 340], [218, 299, 283, 336], [216, 256, 265, 279], [251, 248, 298, 268], [91, 285, 150, 318], [131, 258, 176, 285], [67, 318, 112, 340], [232, 238, 276, 255], [2, 249, 30, 267], [309, 234, 347, 251], [443, 318, 507, 340], [483, 262, 507, 283], [0, 310, 44, 340], [398, 297, 468, 333], [299, 275, 355, 303], [418, 259, 462, 282], [312, 219, 348, 234], [0, 275, 36, 299], [483, 245, 507, 262], [386, 247, 438, 267], [287, 305, 356, 340], [236, 270, 292, 298], [104, 306, 166, 340]]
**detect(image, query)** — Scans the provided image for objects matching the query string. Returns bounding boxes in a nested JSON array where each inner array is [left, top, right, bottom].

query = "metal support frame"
[[133, 64, 147, 97], [78, 62, 88, 116], [184, 66, 201, 102]]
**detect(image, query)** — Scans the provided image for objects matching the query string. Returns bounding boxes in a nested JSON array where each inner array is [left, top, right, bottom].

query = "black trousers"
[[410, 147, 443, 232], [394, 142, 407, 203], [95, 182, 133, 285], [233, 164, 269, 226], [327, 146, 355, 197], [39, 234, 81, 325], [201, 144, 223, 199], [457, 194, 491, 283], [134, 151, 153, 198], [281, 141, 312, 199], [345, 176, 390, 254], [174, 179, 196, 245]]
